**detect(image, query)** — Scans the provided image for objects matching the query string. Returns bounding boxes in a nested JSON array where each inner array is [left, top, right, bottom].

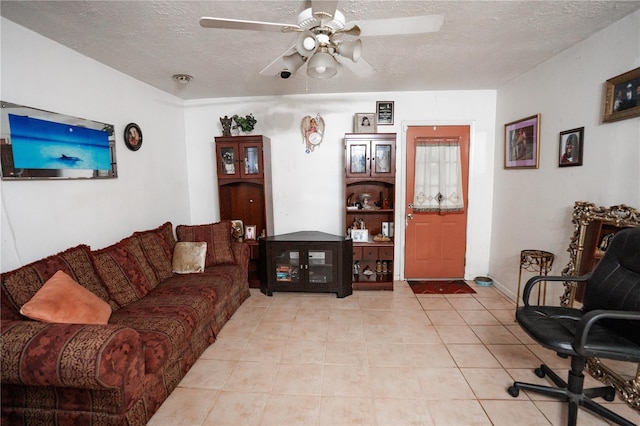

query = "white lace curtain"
[[413, 137, 464, 213]]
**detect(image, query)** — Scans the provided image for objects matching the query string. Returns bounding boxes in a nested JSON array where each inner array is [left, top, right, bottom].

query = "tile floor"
[[148, 281, 639, 425]]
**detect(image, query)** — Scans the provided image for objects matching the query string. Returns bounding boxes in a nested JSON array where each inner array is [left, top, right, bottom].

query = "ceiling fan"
[[200, 0, 443, 79]]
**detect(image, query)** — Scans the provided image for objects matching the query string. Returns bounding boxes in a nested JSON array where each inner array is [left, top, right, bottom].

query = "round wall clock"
[[124, 123, 142, 151]]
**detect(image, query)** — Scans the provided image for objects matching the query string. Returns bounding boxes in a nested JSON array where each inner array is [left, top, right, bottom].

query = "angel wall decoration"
[[301, 114, 325, 153]]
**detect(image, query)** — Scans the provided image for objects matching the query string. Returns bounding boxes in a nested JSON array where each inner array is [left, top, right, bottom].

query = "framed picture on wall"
[[504, 114, 540, 169], [354, 113, 376, 133], [376, 101, 394, 125], [602, 67, 640, 123], [559, 127, 584, 167]]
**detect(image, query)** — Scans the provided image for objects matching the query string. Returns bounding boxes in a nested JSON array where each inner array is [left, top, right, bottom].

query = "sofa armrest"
[[231, 241, 250, 269], [1, 320, 144, 396]]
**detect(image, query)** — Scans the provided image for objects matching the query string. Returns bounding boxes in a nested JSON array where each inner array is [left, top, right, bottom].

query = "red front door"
[[404, 125, 470, 279]]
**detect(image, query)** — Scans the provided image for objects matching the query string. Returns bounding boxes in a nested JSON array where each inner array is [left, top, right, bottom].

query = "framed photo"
[[376, 101, 394, 125], [351, 229, 369, 242], [602, 67, 640, 123], [559, 127, 584, 167], [354, 113, 376, 133], [124, 123, 142, 151], [244, 225, 257, 240], [504, 114, 540, 169]]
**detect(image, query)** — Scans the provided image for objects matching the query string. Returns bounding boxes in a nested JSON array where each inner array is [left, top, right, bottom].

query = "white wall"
[[184, 90, 497, 280], [491, 11, 640, 304], [1, 17, 496, 280], [1, 18, 191, 271]]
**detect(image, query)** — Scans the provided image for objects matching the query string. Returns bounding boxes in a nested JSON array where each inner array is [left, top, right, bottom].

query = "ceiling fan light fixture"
[[336, 39, 362, 62], [295, 30, 318, 56], [307, 51, 338, 79], [283, 52, 306, 73]]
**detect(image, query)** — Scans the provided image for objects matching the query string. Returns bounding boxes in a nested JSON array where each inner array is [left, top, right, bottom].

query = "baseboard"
[[489, 277, 519, 303]]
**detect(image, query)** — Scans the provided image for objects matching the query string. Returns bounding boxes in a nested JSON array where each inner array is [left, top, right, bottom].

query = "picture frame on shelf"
[[559, 127, 584, 167], [354, 113, 376, 133], [504, 114, 540, 169], [244, 225, 257, 240], [602, 67, 640, 123], [376, 101, 394, 125], [351, 229, 369, 242]]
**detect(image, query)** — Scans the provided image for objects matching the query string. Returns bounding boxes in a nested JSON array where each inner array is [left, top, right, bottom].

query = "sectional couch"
[[1, 221, 250, 425]]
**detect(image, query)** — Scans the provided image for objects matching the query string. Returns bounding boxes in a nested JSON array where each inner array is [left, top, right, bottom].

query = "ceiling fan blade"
[[311, 0, 338, 18], [348, 15, 444, 37], [335, 55, 376, 78], [259, 46, 298, 76], [200, 16, 297, 32]]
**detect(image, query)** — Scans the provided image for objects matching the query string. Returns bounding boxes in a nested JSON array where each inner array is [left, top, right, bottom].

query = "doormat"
[[408, 280, 476, 295]]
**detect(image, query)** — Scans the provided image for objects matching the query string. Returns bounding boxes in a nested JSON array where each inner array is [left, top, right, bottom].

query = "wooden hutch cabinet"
[[344, 133, 396, 291], [215, 135, 273, 287]]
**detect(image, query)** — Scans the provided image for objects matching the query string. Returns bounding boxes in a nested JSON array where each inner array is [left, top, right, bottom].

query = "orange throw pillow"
[[20, 270, 112, 324]]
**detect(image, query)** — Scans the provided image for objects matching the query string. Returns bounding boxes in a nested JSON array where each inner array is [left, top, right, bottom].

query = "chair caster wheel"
[[535, 367, 545, 378], [508, 386, 520, 397]]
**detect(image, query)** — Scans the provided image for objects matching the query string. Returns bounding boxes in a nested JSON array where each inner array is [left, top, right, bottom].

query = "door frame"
[[396, 120, 477, 280]]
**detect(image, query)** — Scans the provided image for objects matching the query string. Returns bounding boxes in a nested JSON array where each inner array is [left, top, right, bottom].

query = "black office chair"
[[508, 227, 640, 426]]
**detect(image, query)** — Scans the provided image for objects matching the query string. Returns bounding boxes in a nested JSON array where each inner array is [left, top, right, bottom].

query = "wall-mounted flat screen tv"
[[1, 101, 117, 180]]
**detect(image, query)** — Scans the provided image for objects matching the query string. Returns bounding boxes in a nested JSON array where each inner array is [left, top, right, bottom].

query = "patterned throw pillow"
[[20, 270, 112, 324], [92, 236, 159, 308], [1, 245, 117, 317], [134, 222, 176, 282], [175, 221, 235, 267]]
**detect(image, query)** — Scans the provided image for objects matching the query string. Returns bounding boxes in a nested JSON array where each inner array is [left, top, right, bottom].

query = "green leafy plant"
[[232, 114, 257, 132]]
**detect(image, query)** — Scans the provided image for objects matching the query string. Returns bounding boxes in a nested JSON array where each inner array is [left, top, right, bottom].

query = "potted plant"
[[232, 114, 257, 134]]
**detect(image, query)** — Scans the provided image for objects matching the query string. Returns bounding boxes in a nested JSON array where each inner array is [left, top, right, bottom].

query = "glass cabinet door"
[[217, 141, 263, 179], [371, 140, 395, 177], [217, 143, 239, 178], [241, 144, 263, 178], [272, 247, 335, 288], [274, 249, 301, 286], [307, 249, 335, 286], [346, 142, 369, 177]]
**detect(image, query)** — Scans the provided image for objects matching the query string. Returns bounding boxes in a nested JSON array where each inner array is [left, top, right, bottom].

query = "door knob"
[[407, 214, 414, 220]]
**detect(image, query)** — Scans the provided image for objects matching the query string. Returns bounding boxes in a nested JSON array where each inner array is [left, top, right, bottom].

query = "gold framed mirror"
[[560, 201, 640, 409]]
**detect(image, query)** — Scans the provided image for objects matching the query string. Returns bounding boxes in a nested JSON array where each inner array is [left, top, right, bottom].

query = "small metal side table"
[[516, 250, 555, 310]]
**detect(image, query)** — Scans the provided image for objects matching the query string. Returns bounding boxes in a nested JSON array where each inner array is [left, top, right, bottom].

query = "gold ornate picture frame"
[[602, 67, 640, 123], [561, 201, 640, 410]]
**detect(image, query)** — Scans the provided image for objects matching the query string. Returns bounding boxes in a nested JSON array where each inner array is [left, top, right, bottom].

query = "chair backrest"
[[582, 227, 640, 342]]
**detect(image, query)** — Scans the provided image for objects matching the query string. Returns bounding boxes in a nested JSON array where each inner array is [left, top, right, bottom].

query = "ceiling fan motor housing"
[[297, 8, 346, 32]]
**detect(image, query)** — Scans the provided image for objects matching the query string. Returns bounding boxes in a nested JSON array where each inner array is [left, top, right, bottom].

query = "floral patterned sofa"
[[1, 221, 250, 425]]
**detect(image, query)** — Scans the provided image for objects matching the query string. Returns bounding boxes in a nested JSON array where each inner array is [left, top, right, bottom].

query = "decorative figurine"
[[220, 115, 232, 136]]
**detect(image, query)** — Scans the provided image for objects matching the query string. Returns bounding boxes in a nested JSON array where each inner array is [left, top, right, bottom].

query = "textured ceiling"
[[2, 1, 640, 100]]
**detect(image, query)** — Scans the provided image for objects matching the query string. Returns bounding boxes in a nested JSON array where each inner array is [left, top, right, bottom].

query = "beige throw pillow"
[[172, 242, 207, 274], [20, 270, 112, 324]]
